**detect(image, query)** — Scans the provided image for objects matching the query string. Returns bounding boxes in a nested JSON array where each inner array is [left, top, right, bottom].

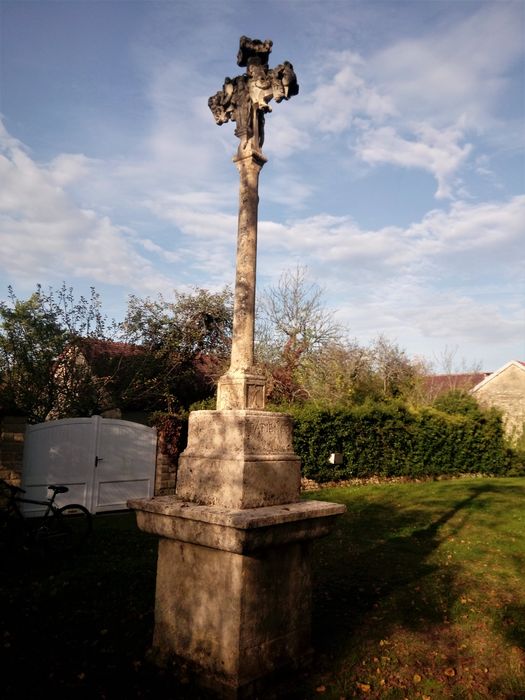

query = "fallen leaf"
[[444, 667, 456, 677], [356, 682, 371, 692], [316, 686, 326, 693], [413, 673, 422, 683]]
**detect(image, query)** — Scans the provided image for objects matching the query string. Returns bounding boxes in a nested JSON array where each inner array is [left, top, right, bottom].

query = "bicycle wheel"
[[56, 504, 92, 551]]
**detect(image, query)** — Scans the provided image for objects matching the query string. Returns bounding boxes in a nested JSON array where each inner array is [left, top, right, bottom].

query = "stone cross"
[[128, 42, 345, 697], [208, 36, 299, 410]]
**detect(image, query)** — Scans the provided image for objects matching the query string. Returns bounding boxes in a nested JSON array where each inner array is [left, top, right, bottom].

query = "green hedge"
[[284, 401, 516, 482]]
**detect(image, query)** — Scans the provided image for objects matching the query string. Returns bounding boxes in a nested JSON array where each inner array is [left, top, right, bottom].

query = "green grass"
[[1, 477, 524, 699], [304, 478, 525, 699]]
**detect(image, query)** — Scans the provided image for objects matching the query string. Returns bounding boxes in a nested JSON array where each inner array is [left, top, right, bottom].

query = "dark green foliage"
[[284, 400, 515, 482], [120, 286, 233, 412], [433, 389, 483, 417], [0, 285, 114, 422]]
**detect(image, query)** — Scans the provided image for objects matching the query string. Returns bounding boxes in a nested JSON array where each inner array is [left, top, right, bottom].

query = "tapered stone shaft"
[[230, 150, 266, 371], [216, 149, 267, 410]]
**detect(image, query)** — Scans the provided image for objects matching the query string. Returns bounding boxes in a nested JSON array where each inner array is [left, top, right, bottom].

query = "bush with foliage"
[[283, 400, 516, 482]]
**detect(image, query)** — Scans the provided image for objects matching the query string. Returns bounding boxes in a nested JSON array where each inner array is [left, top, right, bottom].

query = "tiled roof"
[[77, 338, 145, 362], [423, 372, 490, 396]]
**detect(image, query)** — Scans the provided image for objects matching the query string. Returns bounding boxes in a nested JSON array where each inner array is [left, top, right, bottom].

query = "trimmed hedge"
[[283, 401, 516, 482]]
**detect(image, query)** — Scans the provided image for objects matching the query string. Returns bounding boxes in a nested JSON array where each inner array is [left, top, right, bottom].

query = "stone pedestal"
[[128, 497, 344, 698], [176, 409, 301, 509], [128, 408, 345, 697]]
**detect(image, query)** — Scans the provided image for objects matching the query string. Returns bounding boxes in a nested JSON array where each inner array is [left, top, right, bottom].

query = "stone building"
[[471, 360, 525, 444]]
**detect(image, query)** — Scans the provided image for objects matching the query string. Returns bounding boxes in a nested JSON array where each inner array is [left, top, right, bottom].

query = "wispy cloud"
[[255, 194, 525, 355], [369, 2, 524, 128], [0, 121, 172, 294], [356, 122, 472, 199]]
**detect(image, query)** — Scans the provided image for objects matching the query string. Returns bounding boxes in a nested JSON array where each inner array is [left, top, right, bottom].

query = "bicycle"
[[0, 479, 92, 556]]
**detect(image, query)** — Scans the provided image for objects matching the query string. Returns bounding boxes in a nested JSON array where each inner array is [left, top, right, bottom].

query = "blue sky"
[[0, 0, 524, 372]]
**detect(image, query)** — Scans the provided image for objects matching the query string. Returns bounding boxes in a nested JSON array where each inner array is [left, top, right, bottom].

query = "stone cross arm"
[[208, 36, 299, 155]]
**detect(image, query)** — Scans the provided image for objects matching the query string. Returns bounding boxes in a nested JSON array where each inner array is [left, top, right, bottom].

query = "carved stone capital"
[[217, 371, 266, 410]]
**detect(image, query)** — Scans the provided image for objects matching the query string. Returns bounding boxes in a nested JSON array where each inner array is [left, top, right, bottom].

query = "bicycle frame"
[[12, 494, 58, 520], [1, 480, 92, 555]]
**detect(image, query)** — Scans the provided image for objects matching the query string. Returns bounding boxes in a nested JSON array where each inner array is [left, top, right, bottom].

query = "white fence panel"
[[22, 416, 156, 515]]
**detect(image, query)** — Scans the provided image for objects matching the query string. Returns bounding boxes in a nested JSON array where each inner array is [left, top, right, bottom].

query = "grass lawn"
[[1, 477, 524, 699]]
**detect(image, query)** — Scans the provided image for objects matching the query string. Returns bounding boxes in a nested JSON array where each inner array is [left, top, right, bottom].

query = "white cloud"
[[357, 122, 473, 199], [145, 190, 237, 241], [255, 194, 525, 359], [368, 2, 524, 128], [291, 2, 524, 200], [0, 123, 172, 295], [307, 51, 396, 134], [48, 153, 96, 187]]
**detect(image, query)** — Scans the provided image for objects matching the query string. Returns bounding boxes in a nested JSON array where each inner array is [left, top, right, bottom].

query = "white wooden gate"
[[21, 416, 157, 515]]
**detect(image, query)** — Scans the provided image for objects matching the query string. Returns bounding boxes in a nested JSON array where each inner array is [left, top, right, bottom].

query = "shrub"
[[283, 400, 514, 482], [433, 389, 483, 418]]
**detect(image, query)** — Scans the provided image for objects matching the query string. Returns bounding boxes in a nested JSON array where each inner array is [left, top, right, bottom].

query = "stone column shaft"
[[229, 150, 266, 372], [216, 149, 267, 411]]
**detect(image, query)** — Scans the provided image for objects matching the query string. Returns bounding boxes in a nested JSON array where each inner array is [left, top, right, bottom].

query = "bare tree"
[[258, 265, 341, 356], [256, 266, 342, 403]]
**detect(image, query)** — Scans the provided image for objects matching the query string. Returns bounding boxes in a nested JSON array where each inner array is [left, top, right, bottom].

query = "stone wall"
[[154, 430, 177, 496], [473, 363, 525, 443], [0, 416, 26, 486]]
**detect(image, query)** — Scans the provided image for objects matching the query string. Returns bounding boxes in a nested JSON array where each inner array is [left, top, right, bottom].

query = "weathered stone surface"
[[208, 35, 298, 156], [472, 360, 525, 443], [127, 496, 344, 696], [151, 537, 312, 696], [215, 151, 267, 410], [175, 409, 301, 508], [184, 410, 295, 456], [209, 37, 299, 411], [127, 497, 345, 553], [217, 370, 266, 411]]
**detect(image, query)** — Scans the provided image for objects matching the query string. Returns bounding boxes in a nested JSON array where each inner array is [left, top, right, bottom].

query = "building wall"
[[473, 364, 525, 443], [0, 416, 26, 486]]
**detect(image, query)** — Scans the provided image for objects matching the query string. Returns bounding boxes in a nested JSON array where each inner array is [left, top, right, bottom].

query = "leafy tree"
[[368, 334, 421, 400], [433, 389, 483, 418], [0, 285, 114, 422], [295, 340, 373, 407], [120, 286, 233, 411]]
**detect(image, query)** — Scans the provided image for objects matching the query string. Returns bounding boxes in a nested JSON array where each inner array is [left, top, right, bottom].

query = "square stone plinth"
[[176, 410, 301, 509], [128, 497, 346, 697]]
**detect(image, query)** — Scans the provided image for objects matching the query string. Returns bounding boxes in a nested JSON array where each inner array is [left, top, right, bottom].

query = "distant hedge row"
[[283, 402, 521, 482]]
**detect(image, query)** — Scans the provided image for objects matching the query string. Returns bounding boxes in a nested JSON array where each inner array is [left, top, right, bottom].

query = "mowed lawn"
[[305, 478, 525, 699], [1, 477, 523, 699]]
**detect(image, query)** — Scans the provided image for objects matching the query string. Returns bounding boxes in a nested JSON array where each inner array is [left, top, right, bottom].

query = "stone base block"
[[177, 456, 300, 509], [176, 410, 301, 509], [128, 497, 346, 698], [153, 538, 312, 697]]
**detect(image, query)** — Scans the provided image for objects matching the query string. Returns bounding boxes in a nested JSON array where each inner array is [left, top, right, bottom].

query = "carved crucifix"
[[209, 36, 298, 157], [209, 36, 299, 411]]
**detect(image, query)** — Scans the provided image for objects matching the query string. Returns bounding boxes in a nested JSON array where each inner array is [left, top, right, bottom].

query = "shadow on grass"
[[308, 483, 512, 658], [1, 483, 523, 699], [0, 512, 215, 699]]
